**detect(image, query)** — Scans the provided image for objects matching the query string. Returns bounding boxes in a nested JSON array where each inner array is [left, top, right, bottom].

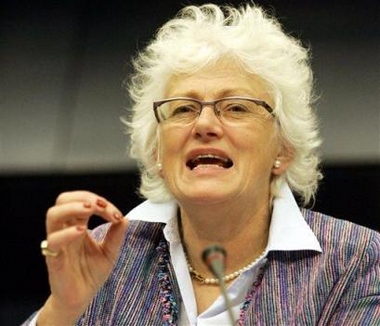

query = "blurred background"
[[1, 0, 379, 324]]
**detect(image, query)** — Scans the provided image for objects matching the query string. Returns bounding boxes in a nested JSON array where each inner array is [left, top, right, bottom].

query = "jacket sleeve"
[[324, 231, 380, 325]]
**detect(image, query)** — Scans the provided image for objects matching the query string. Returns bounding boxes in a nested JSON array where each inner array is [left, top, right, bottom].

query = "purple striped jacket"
[[23, 210, 380, 325]]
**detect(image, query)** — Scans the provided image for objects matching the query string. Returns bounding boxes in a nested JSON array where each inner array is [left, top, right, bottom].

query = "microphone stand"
[[202, 245, 236, 326]]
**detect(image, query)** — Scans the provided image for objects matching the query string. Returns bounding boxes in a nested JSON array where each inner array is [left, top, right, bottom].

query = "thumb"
[[102, 218, 129, 260]]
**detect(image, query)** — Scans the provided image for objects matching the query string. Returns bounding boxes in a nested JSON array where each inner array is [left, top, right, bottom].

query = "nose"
[[191, 106, 224, 140]]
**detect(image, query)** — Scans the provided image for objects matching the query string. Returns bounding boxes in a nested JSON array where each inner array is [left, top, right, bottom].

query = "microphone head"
[[202, 244, 227, 279]]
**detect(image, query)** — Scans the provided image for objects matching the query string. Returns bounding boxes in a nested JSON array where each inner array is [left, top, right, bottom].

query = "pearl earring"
[[274, 159, 281, 168], [157, 162, 163, 170]]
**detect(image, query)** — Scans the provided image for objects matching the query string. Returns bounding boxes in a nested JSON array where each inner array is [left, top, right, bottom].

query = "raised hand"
[[37, 191, 128, 325]]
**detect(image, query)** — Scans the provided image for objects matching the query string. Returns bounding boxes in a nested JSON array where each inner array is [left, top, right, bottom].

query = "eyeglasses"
[[153, 96, 274, 125]]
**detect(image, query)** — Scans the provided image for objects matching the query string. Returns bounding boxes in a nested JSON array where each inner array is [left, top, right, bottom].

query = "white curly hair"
[[123, 2, 323, 206]]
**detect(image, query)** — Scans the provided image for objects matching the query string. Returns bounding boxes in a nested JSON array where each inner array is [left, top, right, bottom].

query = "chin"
[[179, 189, 233, 205]]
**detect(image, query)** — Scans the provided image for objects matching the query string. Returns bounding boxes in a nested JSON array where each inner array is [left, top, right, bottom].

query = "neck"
[[178, 202, 271, 277]]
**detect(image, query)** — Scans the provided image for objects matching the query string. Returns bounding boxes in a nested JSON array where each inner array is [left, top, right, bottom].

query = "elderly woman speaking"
[[22, 3, 379, 325]]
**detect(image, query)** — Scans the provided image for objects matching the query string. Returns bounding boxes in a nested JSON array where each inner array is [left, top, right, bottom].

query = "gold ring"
[[40, 240, 59, 257]]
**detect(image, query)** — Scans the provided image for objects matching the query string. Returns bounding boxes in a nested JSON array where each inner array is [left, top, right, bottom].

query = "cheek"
[[160, 128, 190, 167], [235, 129, 279, 166], [162, 131, 185, 153], [232, 128, 270, 152]]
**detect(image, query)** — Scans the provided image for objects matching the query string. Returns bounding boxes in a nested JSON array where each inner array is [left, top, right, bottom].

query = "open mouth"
[[186, 154, 233, 170]]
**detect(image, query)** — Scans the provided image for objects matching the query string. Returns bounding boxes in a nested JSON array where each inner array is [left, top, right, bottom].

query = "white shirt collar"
[[127, 199, 177, 223], [126, 182, 322, 253], [268, 183, 322, 252]]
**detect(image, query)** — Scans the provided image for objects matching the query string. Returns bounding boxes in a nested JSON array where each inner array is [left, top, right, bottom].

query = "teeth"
[[195, 154, 229, 162], [187, 154, 233, 170]]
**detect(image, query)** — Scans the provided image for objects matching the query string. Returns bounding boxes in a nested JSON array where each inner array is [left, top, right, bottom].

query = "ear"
[[271, 144, 294, 176]]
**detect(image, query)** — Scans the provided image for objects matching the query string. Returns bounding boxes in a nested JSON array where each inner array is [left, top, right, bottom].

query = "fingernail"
[[96, 198, 107, 208], [76, 225, 86, 232], [83, 202, 92, 209]]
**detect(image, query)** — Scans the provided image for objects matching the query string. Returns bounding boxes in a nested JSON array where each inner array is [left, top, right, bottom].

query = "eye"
[[171, 104, 197, 116], [223, 103, 250, 113]]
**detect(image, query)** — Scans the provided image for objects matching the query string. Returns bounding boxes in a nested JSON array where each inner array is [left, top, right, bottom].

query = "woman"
[[23, 3, 379, 325]]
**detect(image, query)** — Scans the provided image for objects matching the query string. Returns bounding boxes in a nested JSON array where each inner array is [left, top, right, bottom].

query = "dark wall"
[[1, 0, 379, 173], [1, 171, 141, 324], [1, 0, 378, 324], [1, 164, 379, 324]]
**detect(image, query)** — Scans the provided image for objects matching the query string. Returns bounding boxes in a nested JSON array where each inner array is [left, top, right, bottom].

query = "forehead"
[[164, 60, 270, 99]]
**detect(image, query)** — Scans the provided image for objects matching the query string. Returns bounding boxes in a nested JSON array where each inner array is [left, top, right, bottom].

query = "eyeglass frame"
[[153, 96, 274, 124]]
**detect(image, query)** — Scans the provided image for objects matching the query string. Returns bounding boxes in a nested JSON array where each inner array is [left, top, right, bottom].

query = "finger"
[[55, 191, 108, 206], [101, 218, 129, 261], [47, 197, 123, 234], [57, 191, 124, 223], [46, 202, 93, 233], [44, 225, 87, 258]]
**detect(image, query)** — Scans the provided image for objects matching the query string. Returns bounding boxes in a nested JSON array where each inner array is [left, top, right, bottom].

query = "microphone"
[[202, 245, 236, 325]]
